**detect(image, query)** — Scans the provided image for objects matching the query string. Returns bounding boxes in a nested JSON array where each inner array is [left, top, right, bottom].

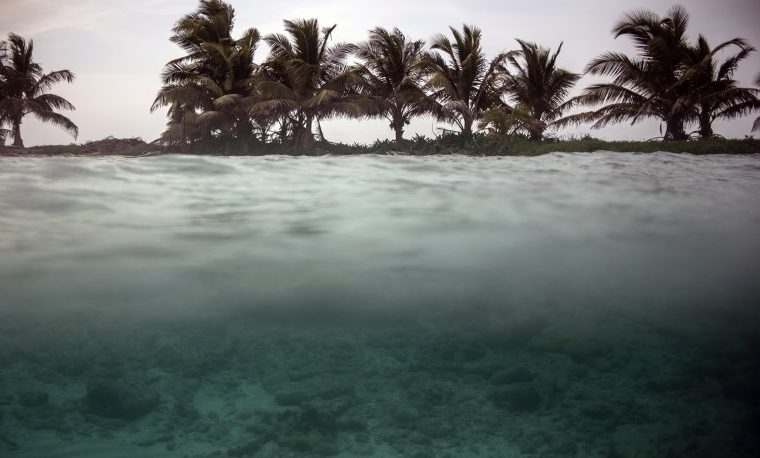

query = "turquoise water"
[[0, 153, 758, 457]]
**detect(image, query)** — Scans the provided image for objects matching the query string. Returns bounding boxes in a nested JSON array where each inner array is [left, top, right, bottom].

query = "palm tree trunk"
[[279, 118, 289, 144], [664, 117, 687, 141], [462, 115, 473, 140], [530, 112, 546, 141], [12, 120, 24, 148], [236, 118, 254, 151], [392, 116, 404, 147], [390, 111, 405, 147], [299, 115, 314, 154], [698, 111, 713, 139]]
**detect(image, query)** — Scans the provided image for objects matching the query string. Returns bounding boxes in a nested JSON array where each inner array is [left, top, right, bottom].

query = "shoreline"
[[1, 137, 759, 158]]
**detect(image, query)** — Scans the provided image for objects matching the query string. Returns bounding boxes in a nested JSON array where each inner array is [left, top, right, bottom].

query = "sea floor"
[[1, 299, 758, 458]]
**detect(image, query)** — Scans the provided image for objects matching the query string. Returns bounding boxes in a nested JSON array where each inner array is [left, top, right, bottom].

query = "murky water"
[[1, 153, 758, 457]]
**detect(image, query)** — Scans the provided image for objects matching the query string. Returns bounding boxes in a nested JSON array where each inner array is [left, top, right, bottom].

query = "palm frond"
[[31, 110, 78, 138]]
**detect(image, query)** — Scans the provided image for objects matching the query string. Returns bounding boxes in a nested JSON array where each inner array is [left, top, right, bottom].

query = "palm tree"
[[0, 39, 9, 145], [151, 0, 261, 150], [577, 5, 695, 140], [354, 27, 436, 145], [425, 24, 506, 139], [754, 74, 760, 132], [0, 33, 77, 147], [685, 36, 759, 138], [477, 105, 532, 137], [254, 19, 371, 153], [500, 40, 580, 141]]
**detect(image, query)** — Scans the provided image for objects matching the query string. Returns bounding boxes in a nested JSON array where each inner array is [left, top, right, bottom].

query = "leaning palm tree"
[[254, 19, 371, 153], [0, 33, 77, 147], [576, 5, 695, 140], [151, 0, 261, 149], [684, 36, 759, 138], [500, 40, 580, 141], [354, 27, 437, 145], [425, 25, 506, 139]]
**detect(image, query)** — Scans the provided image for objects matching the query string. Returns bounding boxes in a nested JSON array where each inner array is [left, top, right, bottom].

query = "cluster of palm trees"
[[0, 34, 78, 147], [2, 2, 758, 151], [152, 1, 759, 152], [576, 6, 759, 141]]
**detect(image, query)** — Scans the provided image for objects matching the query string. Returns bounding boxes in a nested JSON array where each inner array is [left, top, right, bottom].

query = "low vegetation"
[[3, 135, 758, 157]]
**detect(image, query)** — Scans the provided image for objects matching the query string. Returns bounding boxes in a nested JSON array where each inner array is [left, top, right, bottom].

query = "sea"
[[1, 152, 758, 457]]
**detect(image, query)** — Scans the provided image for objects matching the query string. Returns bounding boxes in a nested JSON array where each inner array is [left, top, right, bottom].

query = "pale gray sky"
[[1, 0, 758, 146]]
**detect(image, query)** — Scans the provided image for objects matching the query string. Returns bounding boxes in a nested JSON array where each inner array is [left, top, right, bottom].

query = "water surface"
[[1, 153, 759, 457]]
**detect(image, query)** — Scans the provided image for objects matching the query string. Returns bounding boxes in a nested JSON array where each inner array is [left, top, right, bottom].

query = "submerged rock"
[[490, 366, 535, 385], [84, 379, 159, 420], [285, 432, 339, 456], [482, 315, 548, 349], [611, 423, 675, 458], [18, 390, 49, 408], [289, 405, 338, 435], [274, 391, 310, 407], [530, 327, 608, 362], [580, 402, 615, 420], [273, 381, 355, 407], [54, 356, 90, 376], [488, 385, 543, 412], [0, 433, 18, 450], [227, 438, 268, 457]]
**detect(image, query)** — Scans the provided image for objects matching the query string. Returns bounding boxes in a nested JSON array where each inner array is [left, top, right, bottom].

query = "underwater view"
[[2, 0, 760, 455], [1, 152, 759, 457], [0, 153, 760, 458]]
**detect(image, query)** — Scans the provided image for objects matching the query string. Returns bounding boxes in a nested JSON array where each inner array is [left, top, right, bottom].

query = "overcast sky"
[[1, 0, 759, 146]]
